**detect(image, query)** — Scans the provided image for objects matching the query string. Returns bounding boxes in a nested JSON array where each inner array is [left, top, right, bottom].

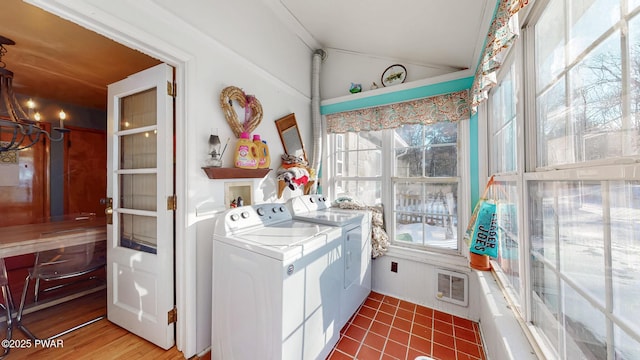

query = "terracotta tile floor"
[[327, 292, 486, 360]]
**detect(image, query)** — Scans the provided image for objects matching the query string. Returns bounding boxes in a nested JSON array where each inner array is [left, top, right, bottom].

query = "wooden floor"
[[1, 290, 194, 359]]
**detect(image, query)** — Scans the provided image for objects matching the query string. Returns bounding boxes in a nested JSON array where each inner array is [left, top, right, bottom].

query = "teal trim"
[[469, 112, 479, 209], [321, 76, 474, 115]]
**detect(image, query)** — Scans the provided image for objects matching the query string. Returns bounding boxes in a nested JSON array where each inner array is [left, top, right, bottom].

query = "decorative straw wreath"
[[220, 86, 263, 138]]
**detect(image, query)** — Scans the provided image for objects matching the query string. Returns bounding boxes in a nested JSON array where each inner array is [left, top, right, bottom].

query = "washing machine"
[[212, 203, 343, 360], [287, 195, 372, 328]]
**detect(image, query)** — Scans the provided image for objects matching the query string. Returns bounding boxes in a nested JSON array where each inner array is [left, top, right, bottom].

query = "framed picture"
[[381, 64, 407, 87]]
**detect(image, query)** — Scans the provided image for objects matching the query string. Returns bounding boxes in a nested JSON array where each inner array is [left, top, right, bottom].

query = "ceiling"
[[0, 0, 161, 110], [1, 0, 493, 110]]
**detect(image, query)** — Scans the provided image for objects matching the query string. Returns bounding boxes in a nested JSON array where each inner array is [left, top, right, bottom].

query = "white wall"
[[320, 48, 460, 100]]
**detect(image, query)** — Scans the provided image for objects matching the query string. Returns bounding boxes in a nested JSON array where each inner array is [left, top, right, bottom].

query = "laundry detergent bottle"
[[253, 135, 271, 169], [260, 140, 271, 169], [234, 132, 258, 169]]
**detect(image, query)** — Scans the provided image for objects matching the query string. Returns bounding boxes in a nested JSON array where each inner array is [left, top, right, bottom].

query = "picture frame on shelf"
[[381, 64, 407, 87]]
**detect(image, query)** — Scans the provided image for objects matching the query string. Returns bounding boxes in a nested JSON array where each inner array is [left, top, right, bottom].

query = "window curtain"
[[470, 0, 530, 112], [326, 90, 469, 134]]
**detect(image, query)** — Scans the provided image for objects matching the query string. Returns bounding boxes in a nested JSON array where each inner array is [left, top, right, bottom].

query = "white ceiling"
[[2, 0, 495, 109], [276, 0, 495, 69]]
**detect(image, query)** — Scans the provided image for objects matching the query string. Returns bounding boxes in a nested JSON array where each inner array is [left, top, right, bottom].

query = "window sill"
[[384, 245, 469, 269]]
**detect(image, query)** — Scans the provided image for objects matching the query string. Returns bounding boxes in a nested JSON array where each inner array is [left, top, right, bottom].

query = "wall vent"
[[435, 269, 468, 307]]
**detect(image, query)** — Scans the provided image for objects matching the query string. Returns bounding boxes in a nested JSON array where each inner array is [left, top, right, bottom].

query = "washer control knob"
[[287, 264, 295, 275], [241, 211, 249, 219], [279, 206, 286, 212], [230, 214, 239, 221], [322, 196, 327, 202], [309, 197, 315, 203], [272, 207, 279, 213], [256, 208, 265, 216]]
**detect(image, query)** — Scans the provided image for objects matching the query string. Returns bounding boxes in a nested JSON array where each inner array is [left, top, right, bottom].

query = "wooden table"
[[0, 216, 107, 258]]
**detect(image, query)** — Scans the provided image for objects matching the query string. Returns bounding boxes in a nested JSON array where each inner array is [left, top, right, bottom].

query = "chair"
[[0, 259, 13, 359], [16, 232, 106, 340]]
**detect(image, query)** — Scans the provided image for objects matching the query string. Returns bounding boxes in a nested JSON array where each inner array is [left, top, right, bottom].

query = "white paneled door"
[[106, 63, 175, 349]]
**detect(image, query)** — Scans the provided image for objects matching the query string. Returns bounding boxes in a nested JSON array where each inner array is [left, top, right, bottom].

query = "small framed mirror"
[[274, 113, 307, 162]]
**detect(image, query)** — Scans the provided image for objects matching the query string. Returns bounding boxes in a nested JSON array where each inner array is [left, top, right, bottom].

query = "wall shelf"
[[202, 167, 271, 179]]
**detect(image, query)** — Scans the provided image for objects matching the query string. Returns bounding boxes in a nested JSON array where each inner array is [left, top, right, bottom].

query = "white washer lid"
[[233, 221, 337, 246], [293, 209, 363, 227]]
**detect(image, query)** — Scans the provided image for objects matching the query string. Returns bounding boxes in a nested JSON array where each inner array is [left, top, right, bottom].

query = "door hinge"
[[167, 195, 177, 211], [168, 307, 177, 324], [167, 81, 176, 97]]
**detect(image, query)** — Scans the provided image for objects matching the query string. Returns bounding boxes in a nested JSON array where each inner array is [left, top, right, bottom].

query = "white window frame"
[[326, 120, 470, 258], [482, 1, 640, 359]]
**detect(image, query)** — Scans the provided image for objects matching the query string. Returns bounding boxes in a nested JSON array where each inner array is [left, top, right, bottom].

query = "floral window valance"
[[471, 0, 530, 112], [326, 90, 469, 134]]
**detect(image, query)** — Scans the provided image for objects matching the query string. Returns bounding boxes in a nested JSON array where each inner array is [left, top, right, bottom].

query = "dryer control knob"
[[241, 211, 250, 219], [230, 214, 239, 221], [279, 206, 286, 212], [309, 197, 315, 203], [256, 208, 265, 216], [272, 207, 279, 213], [322, 196, 327, 202]]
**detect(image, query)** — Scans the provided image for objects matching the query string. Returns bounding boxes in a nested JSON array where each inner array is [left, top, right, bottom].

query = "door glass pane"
[[119, 213, 157, 254], [120, 174, 157, 211], [119, 88, 157, 130], [120, 132, 157, 169]]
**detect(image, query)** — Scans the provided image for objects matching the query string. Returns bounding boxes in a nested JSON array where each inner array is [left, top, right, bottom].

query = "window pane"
[[556, 182, 605, 305], [615, 325, 640, 359], [568, 0, 619, 63], [570, 32, 623, 162], [394, 181, 457, 249], [562, 282, 607, 360], [342, 150, 381, 177], [336, 180, 381, 206], [490, 66, 518, 174], [537, 81, 569, 167], [611, 181, 640, 335], [625, 14, 640, 156], [536, 0, 566, 90], [530, 181, 558, 265], [495, 181, 520, 294], [394, 123, 457, 177], [532, 258, 561, 352]]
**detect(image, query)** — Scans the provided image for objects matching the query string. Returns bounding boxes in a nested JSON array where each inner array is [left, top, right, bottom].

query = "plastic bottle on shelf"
[[252, 134, 270, 169], [234, 132, 258, 169], [260, 140, 271, 169]]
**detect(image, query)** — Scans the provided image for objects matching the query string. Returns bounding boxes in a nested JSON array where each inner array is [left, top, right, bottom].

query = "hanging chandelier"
[[0, 35, 68, 152]]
